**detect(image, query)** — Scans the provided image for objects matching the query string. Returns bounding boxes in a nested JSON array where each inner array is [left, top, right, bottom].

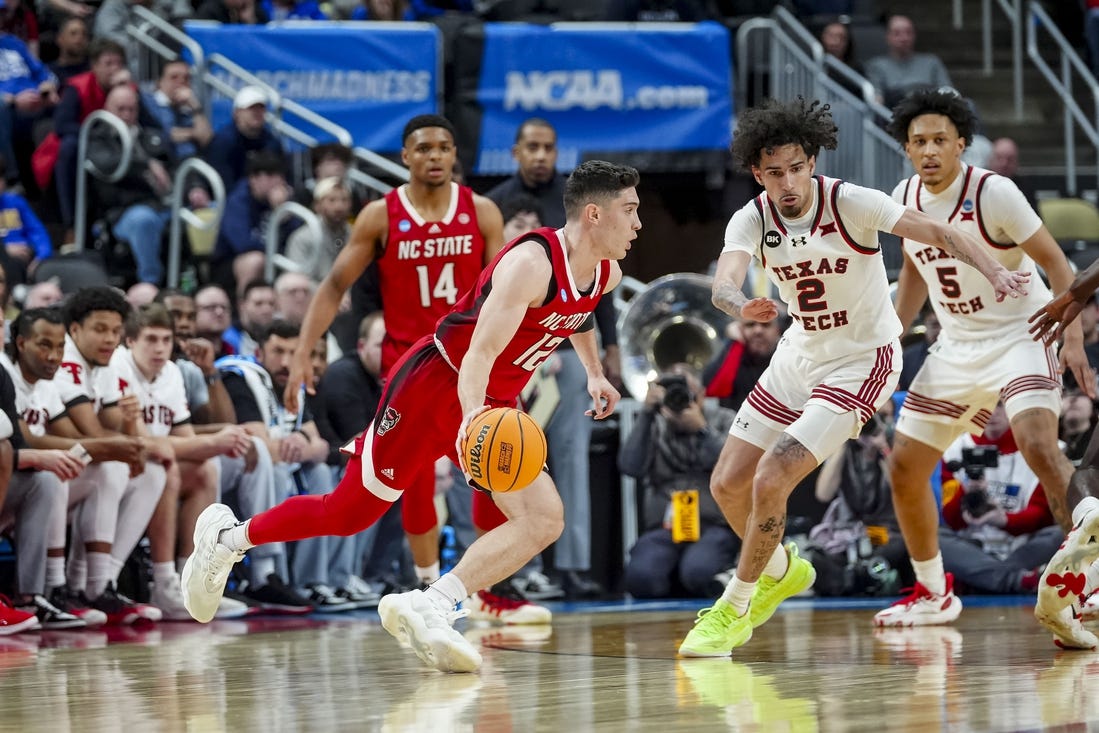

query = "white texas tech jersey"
[[723, 175, 905, 361], [0, 353, 67, 437], [111, 348, 191, 437], [895, 164, 1050, 341]]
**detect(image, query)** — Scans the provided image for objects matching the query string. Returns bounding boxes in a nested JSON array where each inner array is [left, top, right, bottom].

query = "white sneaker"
[[378, 589, 482, 673], [873, 573, 962, 627], [214, 596, 250, 619], [150, 577, 192, 622], [468, 588, 552, 625], [1036, 508, 1099, 645], [1041, 603, 1098, 650], [181, 504, 246, 623]]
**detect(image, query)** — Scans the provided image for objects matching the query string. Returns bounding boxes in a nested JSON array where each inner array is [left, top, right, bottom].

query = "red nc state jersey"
[[434, 227, 612, 403], [378, 182, 486, 376]]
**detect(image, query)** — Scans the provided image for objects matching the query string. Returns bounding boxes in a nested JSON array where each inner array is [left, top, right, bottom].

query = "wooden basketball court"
[[0, 597, 1091, 732]]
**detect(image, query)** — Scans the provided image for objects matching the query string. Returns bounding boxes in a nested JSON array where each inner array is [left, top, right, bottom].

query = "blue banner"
[[474, 22, 732, 174], [184, 21, 441, 152]]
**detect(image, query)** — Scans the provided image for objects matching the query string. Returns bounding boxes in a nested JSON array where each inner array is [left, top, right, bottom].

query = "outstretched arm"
[[711, 250, 779, 322], [891, 209, 1029, 302], [1030, 255, 1099, 347]]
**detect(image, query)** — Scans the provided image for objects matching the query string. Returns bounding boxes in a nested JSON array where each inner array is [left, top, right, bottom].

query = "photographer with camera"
[[808, 405, 905, 597], [939, 403, 1062, 594], [619, 364, 739, 598]]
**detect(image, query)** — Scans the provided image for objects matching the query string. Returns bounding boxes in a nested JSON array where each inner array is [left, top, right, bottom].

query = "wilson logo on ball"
[[462, 407, 548, 493], [468, 423, 491, 481]]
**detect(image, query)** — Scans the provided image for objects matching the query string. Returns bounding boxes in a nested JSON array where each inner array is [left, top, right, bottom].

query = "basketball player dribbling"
[[181, 160, 640, 673], [288, 114, 508, 602], [869, 89, 1095, 646], [677, 97, 1028, 657]]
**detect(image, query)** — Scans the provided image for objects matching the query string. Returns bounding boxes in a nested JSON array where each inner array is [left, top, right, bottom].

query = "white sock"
[[912, 553, 947, 596], [219, 520, 255, 552], [153, 561, 177, 587], [762, 545, 789, 579], [425, 573, 468, 611], [252, 556, 276, 582], [67, 557, 87, 592], [415, 562, 440, 585], [1073, 497, 1099, 527], [721, 576, 755, 616], [46, 556, 65, 592], [107, 556, 125, 584], [86, 552, 114, 598]]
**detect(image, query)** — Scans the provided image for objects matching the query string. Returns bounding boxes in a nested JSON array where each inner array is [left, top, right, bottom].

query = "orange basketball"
[[462, 407, 547, 493]]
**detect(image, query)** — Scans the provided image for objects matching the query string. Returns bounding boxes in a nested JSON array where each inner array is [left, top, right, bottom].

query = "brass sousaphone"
[[616, 273, 731, 401]]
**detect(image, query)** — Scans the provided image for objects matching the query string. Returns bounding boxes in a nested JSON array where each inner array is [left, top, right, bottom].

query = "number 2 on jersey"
[[415, 262, 459, 307], [796, 278, 827, 312]]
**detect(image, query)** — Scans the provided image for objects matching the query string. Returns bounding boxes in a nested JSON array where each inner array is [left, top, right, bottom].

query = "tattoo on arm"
[[712, 281, 746, 318], [941, 233, 980, 269]]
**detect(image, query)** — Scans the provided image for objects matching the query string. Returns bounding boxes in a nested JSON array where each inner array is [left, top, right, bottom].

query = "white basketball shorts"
[[896, 330, 1061, 452], [731, 339, 901, 463]]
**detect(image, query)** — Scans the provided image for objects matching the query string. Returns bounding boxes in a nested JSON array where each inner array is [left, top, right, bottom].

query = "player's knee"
[[710, 468, 743, 505], [535, 515, 564, 549]]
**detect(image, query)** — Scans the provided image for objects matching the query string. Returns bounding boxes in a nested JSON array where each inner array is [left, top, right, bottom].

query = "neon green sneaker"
[[749, 544, 816, 628], [677, 600, 752, 657]]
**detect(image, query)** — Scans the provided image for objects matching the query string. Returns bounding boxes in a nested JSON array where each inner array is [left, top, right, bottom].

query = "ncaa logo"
[[962, 199, 974, 212], [764, 230, 782, 248], [398, 220, 412, 232]]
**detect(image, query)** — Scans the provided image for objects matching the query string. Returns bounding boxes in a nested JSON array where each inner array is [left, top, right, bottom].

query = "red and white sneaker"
[[1036, 508, 1099, 648], [873, 573, 963, 627], [468, 585, 552, 625], [49, 586, 107, 628], [90, 583, 162, 625], [0, 595, 40, 636]]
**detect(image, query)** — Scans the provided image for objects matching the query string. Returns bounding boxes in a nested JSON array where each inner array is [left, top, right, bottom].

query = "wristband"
[[204, 372, 221, 384]]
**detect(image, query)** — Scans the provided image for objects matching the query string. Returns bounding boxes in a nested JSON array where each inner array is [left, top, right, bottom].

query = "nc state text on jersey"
[[396, 235, 475, 259], [539, 312, 591, 331]]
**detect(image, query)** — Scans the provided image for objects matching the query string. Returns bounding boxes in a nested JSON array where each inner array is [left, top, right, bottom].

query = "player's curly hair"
[[730, 97, 838, 171], [64, 286, 130, 327], [887, 87, 975, 146]]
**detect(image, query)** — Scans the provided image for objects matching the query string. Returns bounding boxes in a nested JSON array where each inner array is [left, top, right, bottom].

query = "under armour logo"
[[735, 417, 750, 429], [789, 236, 808, 247], [381, 467, 395, 480]]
